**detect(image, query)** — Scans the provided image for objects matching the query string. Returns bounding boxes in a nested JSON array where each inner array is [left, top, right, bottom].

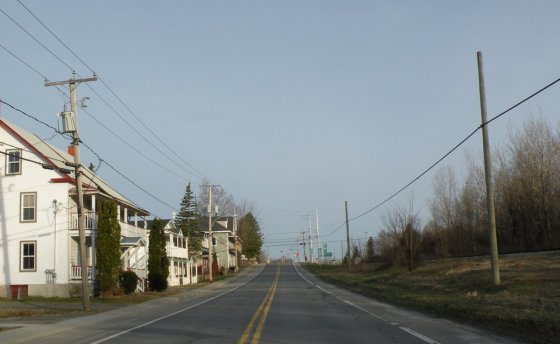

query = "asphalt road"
[[0, 263, 520, 344]]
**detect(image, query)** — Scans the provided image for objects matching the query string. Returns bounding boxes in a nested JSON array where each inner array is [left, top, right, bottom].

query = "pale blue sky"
[[1, 1, 560, 259]]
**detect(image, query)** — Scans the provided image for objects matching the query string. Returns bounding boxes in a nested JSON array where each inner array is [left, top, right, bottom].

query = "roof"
[[140, 218, 184, 235], [120, 236, 144, 247], [0, 118, 149, 216], [199, 216, 236, 233]]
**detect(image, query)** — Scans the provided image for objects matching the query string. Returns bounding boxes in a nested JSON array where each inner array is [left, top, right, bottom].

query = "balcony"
[[68, 211, 95, 230], [120, 221, 145, 238], [70, 265, 93, 281]]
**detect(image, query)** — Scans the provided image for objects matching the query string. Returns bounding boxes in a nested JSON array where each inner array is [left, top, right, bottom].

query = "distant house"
[[142, 217, 198, 286], [0, 119, 149, 297], [199, 216, 241, 275]]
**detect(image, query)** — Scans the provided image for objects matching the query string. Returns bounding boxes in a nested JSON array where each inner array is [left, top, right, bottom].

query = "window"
[[20, 192, 37, 222], [212, 237, 217, 246], [20, 241, 36, 271], [6, 149, 22, 175]]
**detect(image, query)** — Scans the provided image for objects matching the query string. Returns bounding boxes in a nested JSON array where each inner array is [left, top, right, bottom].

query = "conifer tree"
[[148, 218, 169, 291], [95, 199, 121, 295], [176, 183, 202, 254], [238, 212, 263, 260], [365, 237, 375, 263]]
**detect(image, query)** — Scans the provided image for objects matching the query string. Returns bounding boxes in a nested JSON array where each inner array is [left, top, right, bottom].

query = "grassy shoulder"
[[304, 252, 560, 344], [0, 270, 236, 320]]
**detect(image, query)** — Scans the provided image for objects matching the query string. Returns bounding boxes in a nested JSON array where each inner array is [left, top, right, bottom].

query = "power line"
[[0, 149, 71, 173], [0, 6, 73, 72], [82, 82, 205, 180], [0, 43, 69, 100], [0, 42, 47, 79], [15, 0, 208, 180], [0, 140, 70, 166], [1, 99, 176, 215], [0, 40, 195, 183], [0, 99, 66, 137], [323, 75, 560, 238], [78, 107, 190, 183]]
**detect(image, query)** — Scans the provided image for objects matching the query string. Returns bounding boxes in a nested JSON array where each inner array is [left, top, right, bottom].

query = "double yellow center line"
[[238, 266, 280, 344]]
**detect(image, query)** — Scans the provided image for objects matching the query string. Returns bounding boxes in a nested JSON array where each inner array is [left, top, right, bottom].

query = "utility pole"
[[301, 232, 307, 262], [345, 201, 351, 269], [307, 214, 313, 263], [477, 51, 500, 286], [207, 184, 214, 282], [315, 210, 321, 263], [233, 208, 238, 272], [45, 73, 97, 311]]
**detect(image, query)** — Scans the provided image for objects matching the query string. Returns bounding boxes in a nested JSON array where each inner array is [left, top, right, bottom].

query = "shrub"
[[120, 270, 138, 295], [148, 271, 168, 291]]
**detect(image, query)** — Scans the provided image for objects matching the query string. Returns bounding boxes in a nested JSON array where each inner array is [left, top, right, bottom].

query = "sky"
[[1, 1, 560, 260]]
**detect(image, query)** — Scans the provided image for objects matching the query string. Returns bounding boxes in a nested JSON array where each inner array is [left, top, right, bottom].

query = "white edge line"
[[400, 327, 442, 344], [91, 267, 264, 344], [293, 263, 441, 344]]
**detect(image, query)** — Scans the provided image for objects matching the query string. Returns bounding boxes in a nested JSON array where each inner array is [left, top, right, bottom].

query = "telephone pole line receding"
[[476, 51, 500, 286], [345, 201, 351, 270], [45, 73, 97, 311], [307, 214, 313, 263], [207, 185, 214, 283]]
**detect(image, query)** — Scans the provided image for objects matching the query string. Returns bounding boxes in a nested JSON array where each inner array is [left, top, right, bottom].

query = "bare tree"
[[379, 197, 422, 270], [197, 180, 237, 216], [428, 166, 457, 257]]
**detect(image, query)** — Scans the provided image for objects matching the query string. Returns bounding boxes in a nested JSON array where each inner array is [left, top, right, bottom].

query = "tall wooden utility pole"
[[307, 214, 313, 263], [45, 73, 97, 310], [345, 201, 351, 270], [207, 184, 214, 283], [301, 231, 307, 262], [233, 209, 238, 271], [315, 210, 321, 263], [476, 51, 500, 286]]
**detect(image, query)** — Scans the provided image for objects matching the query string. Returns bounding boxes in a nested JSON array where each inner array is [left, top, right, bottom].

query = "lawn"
[[304, 252, 560, 344]]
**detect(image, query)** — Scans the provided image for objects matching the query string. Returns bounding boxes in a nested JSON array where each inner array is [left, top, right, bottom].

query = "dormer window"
[[6, 149, 22, 175]]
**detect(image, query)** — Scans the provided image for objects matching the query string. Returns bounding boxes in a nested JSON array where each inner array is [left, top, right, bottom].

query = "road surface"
[[0, 263, 520, 343]]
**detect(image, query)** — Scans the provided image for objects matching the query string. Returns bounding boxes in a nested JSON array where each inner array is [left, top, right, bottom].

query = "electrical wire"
[[0, 99, 65, 136], [8, 3, 560, 236], [79, 106, 190, 182], [0, 40, 194, 183], [0, 42, 46, 79], [0, 140, 69, 166], [79, 140, 179, 213], [15, 0, 208, 180], [0, 42, 69, 101], [0, 149, 70, 173], [0, 6, 73, 72], [82, 82, 204, 180], [323, 75, 560, 238], [1, 98, 176, 214]]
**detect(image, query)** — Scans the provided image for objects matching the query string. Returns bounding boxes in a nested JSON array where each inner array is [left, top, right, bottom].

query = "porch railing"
[[68, 211, 95, 230], [71, 265, 93, 280]]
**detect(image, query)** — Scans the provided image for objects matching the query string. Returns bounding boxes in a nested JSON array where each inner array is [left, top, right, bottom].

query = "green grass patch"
[[305, 253, 560, 344]]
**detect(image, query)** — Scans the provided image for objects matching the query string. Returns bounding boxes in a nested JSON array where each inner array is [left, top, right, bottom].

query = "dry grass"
[[305, 252, 560, 344]]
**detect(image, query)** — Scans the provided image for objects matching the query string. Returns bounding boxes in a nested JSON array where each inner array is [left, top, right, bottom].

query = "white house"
[[0, 119, 149, 297], [143, 217, 198, 287]]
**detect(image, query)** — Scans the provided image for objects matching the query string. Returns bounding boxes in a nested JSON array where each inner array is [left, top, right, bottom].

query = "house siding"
[[0, 126, 71, 297]]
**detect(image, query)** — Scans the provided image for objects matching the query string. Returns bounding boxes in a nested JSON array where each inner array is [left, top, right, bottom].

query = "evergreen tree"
[[176, 183, 202, 254], [148, 218, 169, 291], [365, 237, 375, 263], [95, 199, 121, 295], [238, 212, 263, 260]]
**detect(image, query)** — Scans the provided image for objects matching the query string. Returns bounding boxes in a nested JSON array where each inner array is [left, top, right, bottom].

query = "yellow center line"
[[238, 266, 280, 344]]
